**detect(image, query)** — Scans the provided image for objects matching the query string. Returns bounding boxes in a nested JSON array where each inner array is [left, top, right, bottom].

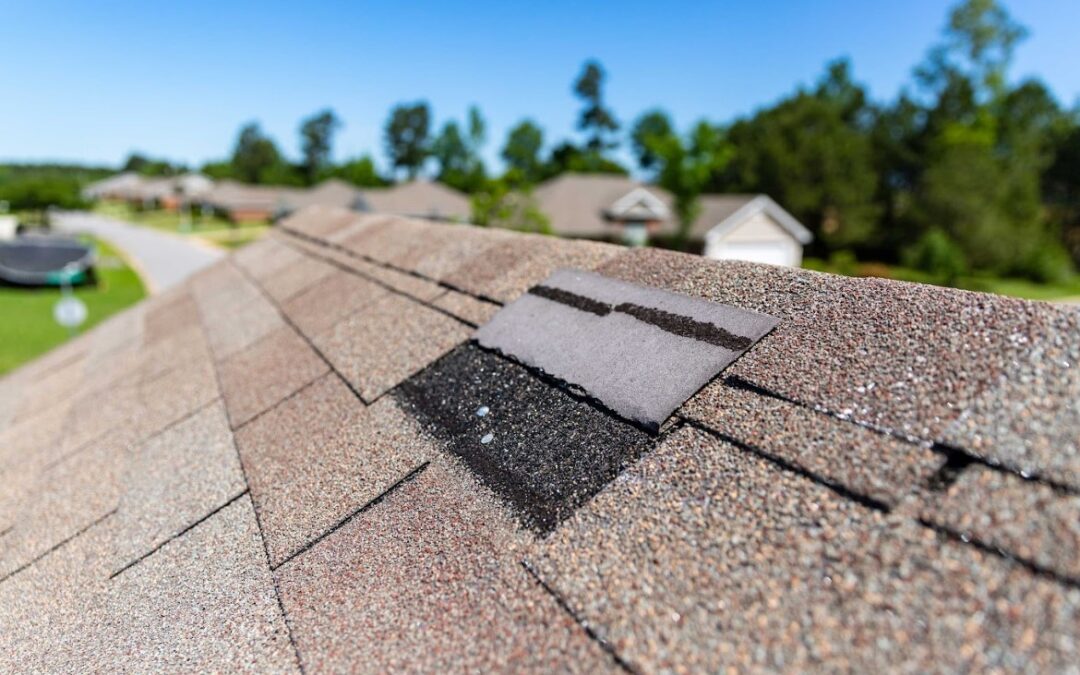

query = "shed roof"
[[1, 206, 1078, 672]]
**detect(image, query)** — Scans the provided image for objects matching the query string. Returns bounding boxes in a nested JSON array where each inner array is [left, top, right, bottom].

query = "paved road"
[[53, 211, 224, 294]]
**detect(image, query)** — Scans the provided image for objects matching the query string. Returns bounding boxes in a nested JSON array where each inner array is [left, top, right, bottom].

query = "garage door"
[[709, 241, 792, 267]]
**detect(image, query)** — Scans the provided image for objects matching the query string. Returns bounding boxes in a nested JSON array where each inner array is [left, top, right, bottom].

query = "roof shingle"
[[1, 205, 1078, 671]]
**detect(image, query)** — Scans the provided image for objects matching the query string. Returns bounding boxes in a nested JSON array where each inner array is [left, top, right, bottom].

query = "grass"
[[804, 257, 1080, 302], [92, 201, 269, 249], [0, 237, 146, 375]]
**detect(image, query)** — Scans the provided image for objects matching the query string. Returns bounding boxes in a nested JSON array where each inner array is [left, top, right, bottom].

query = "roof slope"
[[1, 206, 1079, 672]]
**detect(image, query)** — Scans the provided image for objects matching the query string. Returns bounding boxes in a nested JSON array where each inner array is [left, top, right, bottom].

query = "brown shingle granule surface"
[[234, 373, 433, 567], [280, 202, 361, 240], [597, 247, 1080, 489], [281, 267, 391, 338], [108, 402, 245, 573], [921, 464, 1080, 581], [312, 291, 470, 400], [432, 288, 501, 326], [217, 325, 329, 428], [191, 262, 284, 360], [0, 438, 124, 579], [527, 427, 1080, 672], [2, 206, 1078, 671], [682, 381, 941, 506], [259, 252, 336, 303], [275, 458, 618, 674], [351, 255, 448, 301], [443, 235, 621, 303]]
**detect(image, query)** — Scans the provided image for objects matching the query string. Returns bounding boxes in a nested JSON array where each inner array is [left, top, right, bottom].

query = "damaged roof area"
[[1, 205, 1079, 672]]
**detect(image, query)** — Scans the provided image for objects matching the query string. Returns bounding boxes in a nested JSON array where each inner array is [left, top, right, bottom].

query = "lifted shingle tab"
[[474, 268, 778, 430]]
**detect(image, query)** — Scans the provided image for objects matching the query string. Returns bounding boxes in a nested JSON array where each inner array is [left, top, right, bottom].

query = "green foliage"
[[1021, 239, 1074, 284], [0, 176, 87, 211], [631, 112, 732, 248], [385, 102, 431, 179], [200, 160, 235, 180], [630, 110, 675, 171], [718, 59, 880, 250], [322, 155, 387, 187], [573, 60, 620, 165], [501, 120, 545, 185], [230, 122, 286, 183], [299, 109, 342, 184], [902, 228, 969, 285], [545, 142, 627, 178], [122, 153, 181, 176], [471, 179, 551, 234], [431, 106, 488, 193]]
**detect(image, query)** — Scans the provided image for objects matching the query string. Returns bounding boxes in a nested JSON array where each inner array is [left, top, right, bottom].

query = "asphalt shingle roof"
[[1, 205, 1078, 672]]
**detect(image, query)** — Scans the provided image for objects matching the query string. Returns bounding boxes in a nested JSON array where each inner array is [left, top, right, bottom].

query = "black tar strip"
[[527, 285, 753, 351]]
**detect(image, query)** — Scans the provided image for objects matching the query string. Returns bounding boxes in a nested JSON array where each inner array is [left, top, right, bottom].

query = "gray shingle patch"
[[474, 268, 778, 431], [395, 343, 653, 534]]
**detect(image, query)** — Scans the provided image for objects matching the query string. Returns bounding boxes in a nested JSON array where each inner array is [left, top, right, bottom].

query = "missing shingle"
[[394, 343, 653, 535]]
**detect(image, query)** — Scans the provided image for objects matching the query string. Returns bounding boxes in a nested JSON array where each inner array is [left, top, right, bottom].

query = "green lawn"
[[804, 257, 1080, 302], [0, 237, 146, 375]]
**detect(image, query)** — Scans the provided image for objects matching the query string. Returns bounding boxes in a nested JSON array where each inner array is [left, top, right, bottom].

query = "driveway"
[[52, 211, 224, 294]]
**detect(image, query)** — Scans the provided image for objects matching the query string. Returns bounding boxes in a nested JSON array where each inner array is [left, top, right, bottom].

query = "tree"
[[384, 102, 431, 179], [327, 155, 387, 187], [573, 60, 620, 167], [122, 153, 150, 173], [906, 0, 1070, 279], [544, 141, 628, 178], [200, 160, 235, 181], [471, 180, 550, 233], [632, 112, 732, 248], [121, 153, 177, 176], [630, 110, 674, 172], [231, 122, 284, 184], [430, 106, 487, 192], [299, 109, 341, 184], [718, 60, 880, 250], [915, 0, 1026, 102], [501, 120, 545, 185]]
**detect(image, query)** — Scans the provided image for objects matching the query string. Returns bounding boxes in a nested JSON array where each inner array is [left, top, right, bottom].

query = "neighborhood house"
[[533, 173, 812, 267]]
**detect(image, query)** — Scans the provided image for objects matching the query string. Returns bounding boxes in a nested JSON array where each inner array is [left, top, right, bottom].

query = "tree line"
[[3, 0, 1078, 284]]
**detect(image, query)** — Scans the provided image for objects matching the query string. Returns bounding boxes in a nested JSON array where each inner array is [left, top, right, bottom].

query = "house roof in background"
[[200, 180, 303, 213], [356, 180, 471, 220], [691, 193, 814, 243], [534, 173, 654, 237], [533, 173, 811, 243], [280, 179, 361, 213], [1, 206, 1078, 671]]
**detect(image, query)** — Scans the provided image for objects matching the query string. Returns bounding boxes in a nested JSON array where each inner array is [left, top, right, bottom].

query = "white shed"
[[697, 195, 812, 267]]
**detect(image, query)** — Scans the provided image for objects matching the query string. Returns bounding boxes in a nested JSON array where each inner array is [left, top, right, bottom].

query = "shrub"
[[1020, 241, 1074, 284], [902, 229, 968, 285], [826, 249, 859, 277]]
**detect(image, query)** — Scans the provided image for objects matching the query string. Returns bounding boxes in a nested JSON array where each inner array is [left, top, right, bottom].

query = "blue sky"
[[3, 1, 1078, 172]]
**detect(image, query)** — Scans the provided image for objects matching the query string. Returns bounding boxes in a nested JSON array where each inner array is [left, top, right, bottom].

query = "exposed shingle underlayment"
[[396, 344, 653, 533], [2, 205, 1079, 672], [476, 268, 778, 430]]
